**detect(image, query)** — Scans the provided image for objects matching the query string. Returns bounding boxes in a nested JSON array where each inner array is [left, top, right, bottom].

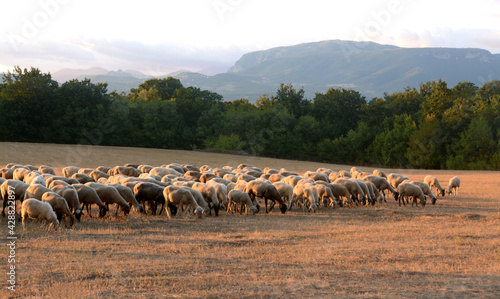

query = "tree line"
[[1, 66, 498, 170]]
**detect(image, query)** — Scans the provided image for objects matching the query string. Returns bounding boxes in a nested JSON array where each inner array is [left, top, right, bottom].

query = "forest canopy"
[[1, 66, 498, 170]]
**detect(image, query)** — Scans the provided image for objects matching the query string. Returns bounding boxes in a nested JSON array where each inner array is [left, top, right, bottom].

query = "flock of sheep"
[[0, 162, 461, 230]]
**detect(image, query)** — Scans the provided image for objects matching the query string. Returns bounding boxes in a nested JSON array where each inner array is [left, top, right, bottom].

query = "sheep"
[[291, 184, 318, 212], [278, 170, 299, 177], [38, 165, 56, 175], [304, 171, 330, 182], [362, 175, 399, 202], [423, 175, 446, 197], [163, 185, 203, 218], [71, 173, 95, 184], [132, 182, 166, 215], [245, 180, 287, 214], [316, 168, 334, 176], [51, 185, 83, 221], [200, 165, 213, 172], [354, 179, 374, 205], [387, 173, 410, 189], [227, 189, 258, 214], [1, 168, 14, 179], [338, 170, 351, 178], [85, 182, 131, 216], [213, 168, 231, 178], [110, 166, 142, 177], [96, 166, 112, 174], [205, 180, 228, 211], [328, 172, 340, 182], [447, 176, 461, 196], [89, 170, 110, 181], [281, 175, 305, 187], [72, 183, 108, 218], [23, 184, 52, 201], [184, 187, 211, 215], [23, 171, 43, 184], [402, 180, 436, 204], [41, 191, 77, 227], [138, 164, 154, 173], [272, 182, 294, 204], [373, 169, 387, 178], [62, 166, 80, 178], [78, 168, 94, 176], [124, 163, 140, 169], [236, 174, 257, 183], [182, 164, 200, 172], [315, 183, 338, 208], [264, 167, 280, 174], [21, 198, 59, 230], [350, 167, 362, 175], [191, 182, 221, 216], [1, 180, 30, 215], [109, 183, 145, 213], [333, 178, 366, 205], [45, 176, 79, 187], [150, 167, 182, 178], [26, 174, 46, 187], [13, 167, 30, 181], [366, 182, 383, 203], [397, 182, 427, 207]]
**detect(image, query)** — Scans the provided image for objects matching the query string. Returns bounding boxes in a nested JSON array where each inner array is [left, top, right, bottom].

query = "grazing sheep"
[[185, 187, 211, 215], [423, 175, 446, 197], [401, 180, 436, 205], [264, 168, 280, 174], [138, 164, 154, 173], [227, 189, 258, 214], [78, 168, 94, 176], [45, 176, 79, 187], [89, 170, 110, 181], [213, 168, 231, 178], [366, 182, 383, 203], [328, 172, 340, 182], [21, 198, 59, 230], [245, 180, 287, 214], [109, 183, 145, 213], [13, 167, 30, 181], [62, 166, 80, 178], [72, 183, 108, 218], [354, 179, 374, 205], [1, 180, 30, 215], [51, 185, 83, 221], [373, 169, 387, 178], [304, 171, 330, 182], [38, 165, 56, 175], [291, 184, 318, 212], [23, 184, 52, 201], [139, 173, 161, 181], [26, 175, 46, 187], [192, 182, 221, 216], [272, 182, 294, 204], [110, 166, 141, 177], [281, 175, 304, 187], [23, 171, 43, 184], [163, 185, 203, 218], [132, 182, 166, 215], [1, 168, 14, 179], [85, 182, 131, 216], [71, 173, 95, 184], [150, 167, 182, 178], [42, 191, 77, 227], [278, 170, 299, 177], [206, 180, 228, 210], [316, 168, 334, 176], [333, 178, 366, 205], [362, 175, 399, 202], [200, 165, 213, 172], [315, 183, 338, 208], [350, 167, 362, 175], [338, 170, 351, 178], [397, 183, 427, 207], [447, 176, 461, 196], [387, 173, 410, 189], [95, 166, 112, 174]]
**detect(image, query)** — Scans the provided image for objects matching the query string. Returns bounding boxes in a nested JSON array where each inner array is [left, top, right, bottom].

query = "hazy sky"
[[1, 0, 499, 75]]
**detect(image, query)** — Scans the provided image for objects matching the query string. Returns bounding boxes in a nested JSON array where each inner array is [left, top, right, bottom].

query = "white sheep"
[[423, 175, 446, 197], [372, 169, 387, 178], [387, 173, 410, 189], [403, 180, 437, 205], [227, 189, 258, 214], [447, 176, 461, 196], [396, 183, 426, 207], [21, 198, 59, 230]]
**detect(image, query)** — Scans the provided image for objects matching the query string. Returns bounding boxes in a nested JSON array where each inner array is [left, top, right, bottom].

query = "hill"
[[51, 40, 500, 100]]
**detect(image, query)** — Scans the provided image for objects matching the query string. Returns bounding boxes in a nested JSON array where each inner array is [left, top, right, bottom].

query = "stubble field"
[[1, 142, 499, 298]]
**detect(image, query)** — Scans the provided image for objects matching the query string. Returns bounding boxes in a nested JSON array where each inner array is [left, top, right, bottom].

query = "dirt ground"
[[1, 142, 499, 298]]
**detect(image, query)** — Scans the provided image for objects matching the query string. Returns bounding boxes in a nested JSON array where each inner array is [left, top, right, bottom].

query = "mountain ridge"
[[49, 40, 500, 100]]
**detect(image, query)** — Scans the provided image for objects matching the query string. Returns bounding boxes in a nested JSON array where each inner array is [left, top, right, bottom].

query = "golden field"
[[0, 142, 499, 298]]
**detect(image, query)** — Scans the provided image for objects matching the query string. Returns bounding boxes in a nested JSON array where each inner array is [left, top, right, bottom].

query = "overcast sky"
[[1, 0, 499, 75]]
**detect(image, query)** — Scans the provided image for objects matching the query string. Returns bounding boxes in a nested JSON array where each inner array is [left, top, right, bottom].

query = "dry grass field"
[[1, 142, 499, 298]]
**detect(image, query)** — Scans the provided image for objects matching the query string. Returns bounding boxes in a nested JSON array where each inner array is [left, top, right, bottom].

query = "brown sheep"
[[42, 191, 77, 227], [245, 180, 287, 214], [85, 182, 130, 216], [163, 185, 203, 218]]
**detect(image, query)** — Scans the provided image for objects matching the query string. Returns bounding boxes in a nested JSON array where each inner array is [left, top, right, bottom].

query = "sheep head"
[[194, 206, 204, 218], [431, 197, 437, 205], [136, 205, 145, 214], [440, 189, 445, 197], [248, 206, 258, 215], [279, 203, 287, 214], [74, 209, 83, 222], [393, 192, 399, 202]]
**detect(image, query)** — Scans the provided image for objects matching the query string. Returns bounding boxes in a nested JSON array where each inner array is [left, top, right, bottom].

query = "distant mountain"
[[51, 67, 109, 82], [51, 40, 500, 100]]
